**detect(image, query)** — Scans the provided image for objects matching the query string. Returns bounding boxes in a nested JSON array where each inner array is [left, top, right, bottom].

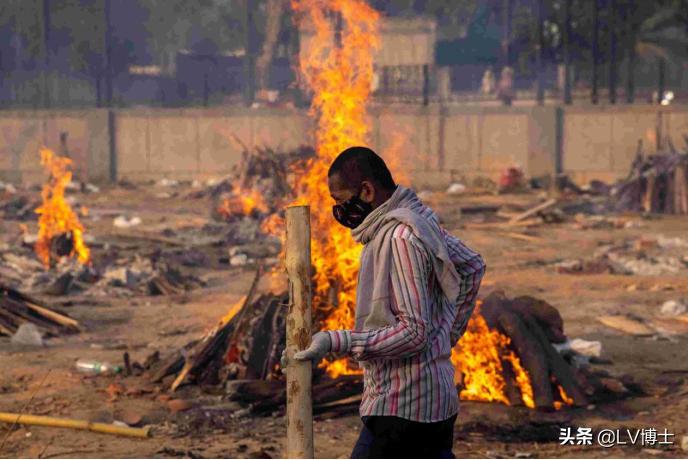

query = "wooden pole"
[[0, 412, 149, 438], [285, 205, 314, 459]]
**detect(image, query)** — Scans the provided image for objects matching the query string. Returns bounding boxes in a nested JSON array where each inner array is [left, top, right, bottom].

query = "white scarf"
[[350, 186, 461, 331]]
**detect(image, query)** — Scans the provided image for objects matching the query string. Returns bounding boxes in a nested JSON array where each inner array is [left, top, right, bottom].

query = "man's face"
[[328, 173, 358, 205], [328, 173, 376, 205]]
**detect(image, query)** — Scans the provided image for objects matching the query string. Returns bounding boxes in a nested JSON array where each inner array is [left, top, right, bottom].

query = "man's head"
[[327, 146, 396, 228]]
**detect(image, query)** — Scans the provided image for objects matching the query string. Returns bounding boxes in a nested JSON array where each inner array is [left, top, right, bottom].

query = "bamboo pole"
[[0, 412, 149, 438], [284, 205, 314, 459]]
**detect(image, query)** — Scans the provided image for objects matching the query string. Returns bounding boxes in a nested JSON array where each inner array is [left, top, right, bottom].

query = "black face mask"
[[332, 189, 373, 229]]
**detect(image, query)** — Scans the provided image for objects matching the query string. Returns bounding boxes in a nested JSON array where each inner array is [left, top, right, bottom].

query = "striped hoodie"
[[328, 214, 485, 423]]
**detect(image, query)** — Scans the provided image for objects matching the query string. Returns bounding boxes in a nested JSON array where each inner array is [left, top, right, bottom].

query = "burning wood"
[[290, 0, 381, 377], [153, 284, 644, 418], [34, 147, 90, 267], [212, 146, 313, 223]]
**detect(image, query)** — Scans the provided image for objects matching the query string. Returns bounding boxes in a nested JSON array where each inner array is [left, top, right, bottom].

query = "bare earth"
[[0, 184, 686, 459]]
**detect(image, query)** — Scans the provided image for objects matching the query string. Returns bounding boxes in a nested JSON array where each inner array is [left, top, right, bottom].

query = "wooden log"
[[643, 172, 656, 213], [1, 298, 63, 335], [248, 375, 363, 415], [500, 358, 525, 406], [664, 171, 675, 214], [495, 310, 554, 409], [494, 231, 542, 243], [465, 218, 542, 229], [0, 284, 79, 335], [508, 199, 557, 225], [244, 295, 287, 380], [284, 205, 314, 459], [676, 165, 687, 214], [509, 296, 566, 343], [522, 315, 588, 407], [149, 351, 187, 383], [23, 300, 80, 330], [459, 205, 500, 214]]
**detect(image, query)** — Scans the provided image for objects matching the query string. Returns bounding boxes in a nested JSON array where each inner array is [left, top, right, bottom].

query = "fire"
[[34, 147, 90, 267], [260, 213, 285, 237], [451, 304, 534, 408], [553, 384, 574, 410], [287, 0, 569, 410], [291, 0, 379, 377], [218, 186, 268, 219]]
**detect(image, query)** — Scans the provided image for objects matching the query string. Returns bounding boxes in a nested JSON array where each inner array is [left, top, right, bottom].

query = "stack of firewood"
[[480, 291, 587, 409], [611, 148, 687, 214], [149, 275, 639, 417], [0, 283, 81, 337], [149, 271, 287, 389]]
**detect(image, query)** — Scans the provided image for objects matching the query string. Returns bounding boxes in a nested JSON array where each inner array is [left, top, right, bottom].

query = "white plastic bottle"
[[75, 359, 122, 375]]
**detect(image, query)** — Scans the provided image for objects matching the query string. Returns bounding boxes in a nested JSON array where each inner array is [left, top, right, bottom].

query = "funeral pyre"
[[142, 0, 649, 417]]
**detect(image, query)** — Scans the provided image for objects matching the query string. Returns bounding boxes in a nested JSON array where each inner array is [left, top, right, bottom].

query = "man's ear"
[[360, 180, 375, 204]]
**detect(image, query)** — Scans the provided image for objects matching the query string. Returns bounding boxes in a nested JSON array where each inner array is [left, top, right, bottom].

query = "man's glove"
[[280, 332, 332, 373]]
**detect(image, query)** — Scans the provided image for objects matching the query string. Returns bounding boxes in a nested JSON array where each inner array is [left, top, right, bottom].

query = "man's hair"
[[328, 146, 396, 190]]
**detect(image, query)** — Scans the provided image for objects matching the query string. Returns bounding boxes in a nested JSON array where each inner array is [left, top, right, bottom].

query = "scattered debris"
[[498, 166, 526, 193], [156, 178, 180, 188], [113, 215, 142, 228], [660, 299, 688, 317], [597, 315, 656, 336], [554, 236, 687, 276], [10, 323, 44, 347], [0, 284, 81, 337], [508, 199, 558, 225], [553, 338, 603, 358], [446, 183, 466, 195], [167, 399, 193, 413]]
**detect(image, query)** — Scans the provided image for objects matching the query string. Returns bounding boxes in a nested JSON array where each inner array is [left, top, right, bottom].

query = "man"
[[288, 146, 486, 458]]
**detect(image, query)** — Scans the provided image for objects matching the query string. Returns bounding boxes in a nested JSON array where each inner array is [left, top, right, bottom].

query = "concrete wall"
[[0, 109, 110, 184], [115, 107, 310, 181], [370, 105, 558, 188], [1, 105, 686, 188], [562, 106, 688, 184]]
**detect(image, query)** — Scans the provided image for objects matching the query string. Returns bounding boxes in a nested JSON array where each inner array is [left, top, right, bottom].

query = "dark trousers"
[[351, 414, 457, 459]]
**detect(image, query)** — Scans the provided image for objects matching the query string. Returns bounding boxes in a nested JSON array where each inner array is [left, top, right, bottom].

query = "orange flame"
[[553, 384, 574, 410], [34, 147, 90, 267], [285, 0, 568, 410], [291, 0, 379, 377], [260, 213, 285, 237], [451, 304, 535, 408], [218, 186, 269, 219]]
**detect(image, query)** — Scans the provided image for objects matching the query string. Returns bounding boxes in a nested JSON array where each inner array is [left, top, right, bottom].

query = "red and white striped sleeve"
[[327, 224, 432, 360], [445, 231, 486, 345]]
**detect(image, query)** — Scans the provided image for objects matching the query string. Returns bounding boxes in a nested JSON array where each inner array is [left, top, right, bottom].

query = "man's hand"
[[281, 332, 331, 369], [294, 331, 331, 361]]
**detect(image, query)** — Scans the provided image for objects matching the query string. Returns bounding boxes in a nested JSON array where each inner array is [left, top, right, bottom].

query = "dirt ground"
[[0, 184, 687, 459]]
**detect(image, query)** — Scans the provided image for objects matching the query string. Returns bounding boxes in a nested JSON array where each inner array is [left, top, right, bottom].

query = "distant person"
[[284, 146, 486, 458], [497, 66, 514, 106], [481, 68, 496, 95]]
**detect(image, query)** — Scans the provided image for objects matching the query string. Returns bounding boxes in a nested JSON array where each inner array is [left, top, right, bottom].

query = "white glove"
[[293, 331, 332, 362], [280, 332, 332, 373]]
